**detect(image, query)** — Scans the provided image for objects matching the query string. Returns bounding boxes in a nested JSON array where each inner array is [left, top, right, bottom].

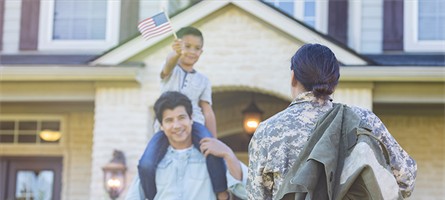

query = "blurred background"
[[0, 0, 443, 199]]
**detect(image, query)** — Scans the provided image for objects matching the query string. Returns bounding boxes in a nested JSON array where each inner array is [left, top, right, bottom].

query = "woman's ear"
[[291, 71, 297, 87]]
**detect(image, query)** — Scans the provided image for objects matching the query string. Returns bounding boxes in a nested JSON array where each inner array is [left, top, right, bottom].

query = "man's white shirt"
[[125, 145, 248, 200]]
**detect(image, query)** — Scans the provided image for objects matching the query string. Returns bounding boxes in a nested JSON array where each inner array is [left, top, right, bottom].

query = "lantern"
[[242, 93, 263, 135], [102, 150, 126, 200], [39, 129, 61, 141]]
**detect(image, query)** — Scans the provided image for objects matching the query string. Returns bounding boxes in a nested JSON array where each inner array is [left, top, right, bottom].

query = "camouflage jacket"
[[247, 92, 417, 200]]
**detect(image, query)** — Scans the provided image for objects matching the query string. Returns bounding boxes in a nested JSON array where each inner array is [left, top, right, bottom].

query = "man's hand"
[[199, 137, 231, 159], [172, 38, 183, 55]]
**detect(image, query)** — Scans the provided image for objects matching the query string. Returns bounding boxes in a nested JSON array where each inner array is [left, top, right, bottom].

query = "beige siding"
[[360, 0, 383, 53], [379, 115, 444, 200], [2, 0, 21, 53], [333, 88, 373, 110], [64, 112, 94, 200]]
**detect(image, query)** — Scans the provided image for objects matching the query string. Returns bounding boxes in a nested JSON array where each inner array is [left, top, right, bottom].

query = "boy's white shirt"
[[154, 63, 212, 132]]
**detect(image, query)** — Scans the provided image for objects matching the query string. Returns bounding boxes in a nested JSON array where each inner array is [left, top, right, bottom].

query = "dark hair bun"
[[290, 44, 340, 100], [312, 84, 334, 100]]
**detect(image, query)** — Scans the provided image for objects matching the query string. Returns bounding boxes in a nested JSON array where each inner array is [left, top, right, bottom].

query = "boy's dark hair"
[[176, 26, 204, 46], [291, 43, 340, 100], [154, 91, 193, 124]]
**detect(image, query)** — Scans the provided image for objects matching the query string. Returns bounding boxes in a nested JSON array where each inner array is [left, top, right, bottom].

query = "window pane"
[[41, 121, 60, 131], [53, 0, 107, 40], [0, 121, 15, 130], [19, 121, 37, 130], [304, 20, 315, 28], [18, 135, 36, 143], [16, 170, 54, 200], [418, 0, 445, 40], [278, 1, 294, 16], [304, 1, 316, 17], [0, 135, 14, 143]]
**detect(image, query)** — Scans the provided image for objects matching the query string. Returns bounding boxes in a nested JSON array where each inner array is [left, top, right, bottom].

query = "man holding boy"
[[137, 27, 230, 199], [126, 92, 248, 200]]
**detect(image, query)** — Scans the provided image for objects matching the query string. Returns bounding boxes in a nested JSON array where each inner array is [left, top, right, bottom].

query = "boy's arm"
[[199, 137, 242, 181], [200, 100, 217, 138], [161, 39, 182, 79]]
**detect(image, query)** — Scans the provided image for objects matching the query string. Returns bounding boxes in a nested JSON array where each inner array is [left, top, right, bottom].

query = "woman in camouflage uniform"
[[246, 44, 417, 199]]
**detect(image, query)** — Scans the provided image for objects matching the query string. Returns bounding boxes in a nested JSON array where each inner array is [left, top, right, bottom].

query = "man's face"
[[159, 106, 193, 149], [178, 34, 203, 66]]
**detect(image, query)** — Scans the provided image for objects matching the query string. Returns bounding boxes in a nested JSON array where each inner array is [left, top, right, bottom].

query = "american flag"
[[138, 12, 173, 41]]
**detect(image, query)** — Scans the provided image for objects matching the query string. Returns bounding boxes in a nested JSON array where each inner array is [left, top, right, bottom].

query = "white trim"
[[404, 0, 445, 52], [347, 0, 362, 52], [315, 0, 328, 34], [92, 0, 368, 65], [0, 66, 142, 81], [37, 0, 121, 53], [340, 66, 445, 82], [293, 1, 304, 20]]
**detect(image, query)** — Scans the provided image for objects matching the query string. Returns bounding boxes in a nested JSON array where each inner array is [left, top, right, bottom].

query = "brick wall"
[[90, 88, 149, 200], [379, 115, 444, 200]]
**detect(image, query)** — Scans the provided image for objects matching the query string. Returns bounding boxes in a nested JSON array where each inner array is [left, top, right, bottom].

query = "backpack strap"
[[356, 130, 391, 166]]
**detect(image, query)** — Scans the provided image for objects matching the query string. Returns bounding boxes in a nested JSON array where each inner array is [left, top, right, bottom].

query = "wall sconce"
[[39, 129, 61, 141], [102, 150, 126, 200], [242, 93, 263, 135]]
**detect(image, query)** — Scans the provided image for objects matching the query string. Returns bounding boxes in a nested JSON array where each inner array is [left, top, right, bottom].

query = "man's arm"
[[200, 101, 217, 138], [161, 39, 182, 79], [125, 174, 146, 200]]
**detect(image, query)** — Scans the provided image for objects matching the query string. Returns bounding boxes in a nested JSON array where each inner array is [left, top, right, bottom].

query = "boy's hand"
[[200, 137, 243, 181], [199, 137, 232, 159], [172, 38, 183, 55]]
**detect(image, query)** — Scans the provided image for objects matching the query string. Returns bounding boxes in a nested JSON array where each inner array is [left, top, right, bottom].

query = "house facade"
[[0, 0, 443, 200]]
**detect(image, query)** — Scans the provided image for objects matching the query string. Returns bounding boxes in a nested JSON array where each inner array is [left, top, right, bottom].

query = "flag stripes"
[[138, 12, 173, 41]]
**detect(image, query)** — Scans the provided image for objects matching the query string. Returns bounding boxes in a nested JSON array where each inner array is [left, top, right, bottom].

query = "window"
[[266, 0, 295, 16], [16, 170, 54, 200], [38, 0, 121, 52], [404, 0, 445, 52], [0, 116, 63, 145], [265, 0, 328, 33], [53, 0, 107, 40]]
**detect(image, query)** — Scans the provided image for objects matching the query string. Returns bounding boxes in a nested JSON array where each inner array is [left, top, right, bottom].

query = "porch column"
[[332, 82, 374, 110], [90, 87, 149, 200]]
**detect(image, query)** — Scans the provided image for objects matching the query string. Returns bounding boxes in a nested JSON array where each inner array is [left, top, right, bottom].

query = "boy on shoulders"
[[138, 27, 229, 200]]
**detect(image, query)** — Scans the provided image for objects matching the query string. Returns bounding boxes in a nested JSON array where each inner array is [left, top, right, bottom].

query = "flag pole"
[[163, 7, 177, 39]]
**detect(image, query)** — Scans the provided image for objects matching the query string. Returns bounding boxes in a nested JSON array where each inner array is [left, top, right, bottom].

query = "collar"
[[178, 65, 196, 74], [167, 145, 195, 155], [289, 91, 333, 107]]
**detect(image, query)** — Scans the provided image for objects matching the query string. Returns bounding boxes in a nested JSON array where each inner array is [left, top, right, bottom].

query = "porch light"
[[102, 150, 126, 200], [39, 129, 61, 141], [242, 93, 263, 135]]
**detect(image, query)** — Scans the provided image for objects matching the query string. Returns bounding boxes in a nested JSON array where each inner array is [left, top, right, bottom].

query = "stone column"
[[332, 82, 374, 110], [90, 87, 149, 200]]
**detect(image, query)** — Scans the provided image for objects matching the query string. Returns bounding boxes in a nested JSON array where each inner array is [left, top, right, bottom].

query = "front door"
[[0, 157, 62, 200]]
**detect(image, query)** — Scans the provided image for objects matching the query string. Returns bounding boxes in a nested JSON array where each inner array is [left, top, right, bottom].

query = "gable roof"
[[91, 0, 370, 66]]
